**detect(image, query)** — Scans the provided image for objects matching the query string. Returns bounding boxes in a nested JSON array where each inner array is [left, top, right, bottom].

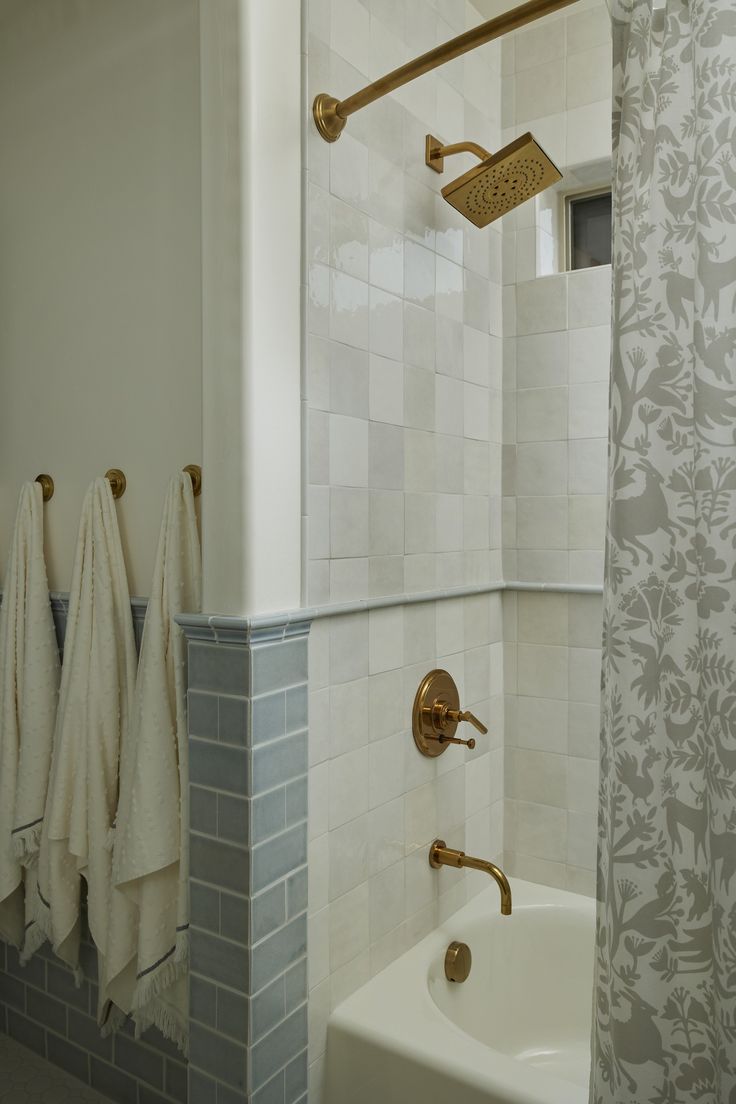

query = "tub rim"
[[326, 877, 595, 1104]]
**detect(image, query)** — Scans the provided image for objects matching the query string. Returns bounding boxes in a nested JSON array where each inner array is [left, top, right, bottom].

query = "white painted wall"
[[0, 0, 303, 615], [0, 0, 202, 596]]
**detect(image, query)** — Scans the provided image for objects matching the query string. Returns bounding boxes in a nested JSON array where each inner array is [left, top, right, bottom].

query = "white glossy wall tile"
[[502, 0, 611, 589], [503, 589, 602, 895], [305, 0, 504, 607], [304, 3, 505, 1098], [307, 594, 504, 1100], [305, 2, 612, 1097], [501, 0, 611, 896]]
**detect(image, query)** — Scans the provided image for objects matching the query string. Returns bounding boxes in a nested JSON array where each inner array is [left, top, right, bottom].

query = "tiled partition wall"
[[181, 617, 310, 1104], [304, 0, 508, 1099], [501, 0, 611, 892], [0, 610, 311, 1104]]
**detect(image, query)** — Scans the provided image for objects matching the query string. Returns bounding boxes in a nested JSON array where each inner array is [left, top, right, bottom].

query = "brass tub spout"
[[429, 839, 512, 915]]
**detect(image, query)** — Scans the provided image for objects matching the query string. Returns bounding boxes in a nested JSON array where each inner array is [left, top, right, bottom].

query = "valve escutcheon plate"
[[412, 668, 460, 757]]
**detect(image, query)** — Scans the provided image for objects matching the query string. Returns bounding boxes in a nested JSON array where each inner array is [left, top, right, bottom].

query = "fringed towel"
[[105, 473, 200, 1053], [35, 478, 136, 1001], [0, 482, 59, 951]]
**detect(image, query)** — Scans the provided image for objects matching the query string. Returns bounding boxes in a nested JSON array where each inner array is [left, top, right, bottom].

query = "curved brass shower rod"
[[313, 0, 582, 143]]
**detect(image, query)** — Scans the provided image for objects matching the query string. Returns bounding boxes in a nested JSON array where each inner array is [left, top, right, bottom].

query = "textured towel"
[[0, 482, 60, 950], [105, 473, 200, 1052], [35, 478, 136, 1004]]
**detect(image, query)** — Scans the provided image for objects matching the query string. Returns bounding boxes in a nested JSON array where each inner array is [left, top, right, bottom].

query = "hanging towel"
[[35, 478, 136, 998], [105, 472, 200, 1053], [0, 482, 60, 950]]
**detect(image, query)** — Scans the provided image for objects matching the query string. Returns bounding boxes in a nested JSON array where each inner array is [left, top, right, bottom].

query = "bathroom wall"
[[307, 596, 504, 1096], [305, 1, 505, 607], [0, 4, 615, 1102], [0, 2, 201, 1100], [0, 0, 202, 597], [304, 0, 506, 1097], [0, 937, 188, 1104], [500, 0, 611, 893], [0, 597, 189, 1104]]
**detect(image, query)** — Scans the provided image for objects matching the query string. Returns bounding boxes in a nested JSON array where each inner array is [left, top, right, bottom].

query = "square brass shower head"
[[441, 132, 562, 228]]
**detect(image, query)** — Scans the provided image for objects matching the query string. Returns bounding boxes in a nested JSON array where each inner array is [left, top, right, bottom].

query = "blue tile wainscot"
[[179, 612, 310, 1104], [0, 596, 185, 1104]]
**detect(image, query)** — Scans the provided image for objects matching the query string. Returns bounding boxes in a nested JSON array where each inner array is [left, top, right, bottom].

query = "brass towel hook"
[[105, 468, 127, 499], [35, 474, 55, 502], [184, 464, 202, 497]]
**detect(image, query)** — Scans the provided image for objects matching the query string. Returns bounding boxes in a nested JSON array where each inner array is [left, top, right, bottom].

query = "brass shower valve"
[[412, 670, 488, 757], [429, 703, 488, 746]]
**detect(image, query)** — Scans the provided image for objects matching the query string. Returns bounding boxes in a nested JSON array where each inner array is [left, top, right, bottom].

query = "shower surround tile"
[[305, 4, 504, 611], [500, 0, 611, 905], [306, 590, 505, 1100], [502, 0, 612, 592]]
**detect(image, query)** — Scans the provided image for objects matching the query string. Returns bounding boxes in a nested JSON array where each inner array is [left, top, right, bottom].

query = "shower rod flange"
[[313, 94, 346, 143]]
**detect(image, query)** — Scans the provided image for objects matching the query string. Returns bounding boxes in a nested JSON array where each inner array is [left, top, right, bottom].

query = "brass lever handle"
[[446, 709, 488, 735], [427, 732, 476, 750], [430, 702, 488, 737]]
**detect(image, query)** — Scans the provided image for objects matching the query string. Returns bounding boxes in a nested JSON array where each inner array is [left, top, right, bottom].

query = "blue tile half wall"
[[178, 612, 311, 1104], [0, 595, 187, 1104]]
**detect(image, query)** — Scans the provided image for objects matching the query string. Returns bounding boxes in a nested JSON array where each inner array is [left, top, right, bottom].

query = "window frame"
[[564, 186, 613, 272]]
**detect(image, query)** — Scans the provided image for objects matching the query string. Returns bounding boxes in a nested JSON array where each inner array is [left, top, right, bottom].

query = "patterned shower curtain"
[[592, 2, 736, 1102]]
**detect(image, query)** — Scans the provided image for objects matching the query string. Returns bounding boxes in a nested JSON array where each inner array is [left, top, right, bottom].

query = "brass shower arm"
[[430, 141, 490, 161], [313, 0, 582, 143], [425, 136, 491, 174]]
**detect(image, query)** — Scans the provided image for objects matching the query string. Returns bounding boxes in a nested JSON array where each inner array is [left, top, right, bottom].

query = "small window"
[[567, 190, 612, 271]]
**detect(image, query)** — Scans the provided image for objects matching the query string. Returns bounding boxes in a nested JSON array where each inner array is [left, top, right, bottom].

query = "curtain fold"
[[593, 1, 736, 1101]]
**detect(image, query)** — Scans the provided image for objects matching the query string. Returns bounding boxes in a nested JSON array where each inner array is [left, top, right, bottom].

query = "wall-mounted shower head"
[[426, 132, 562, 228]]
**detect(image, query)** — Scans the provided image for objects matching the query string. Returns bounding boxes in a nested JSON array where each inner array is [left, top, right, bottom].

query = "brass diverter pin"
[[412, 669, 488, 758]]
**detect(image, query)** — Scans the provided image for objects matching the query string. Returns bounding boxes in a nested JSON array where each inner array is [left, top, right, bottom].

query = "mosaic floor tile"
[[0, 1034, 110, 1103]]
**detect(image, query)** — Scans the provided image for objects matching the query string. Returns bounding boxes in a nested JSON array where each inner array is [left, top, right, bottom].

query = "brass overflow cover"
[[412, 669, 488, 757], [445, 940, 472, 983]]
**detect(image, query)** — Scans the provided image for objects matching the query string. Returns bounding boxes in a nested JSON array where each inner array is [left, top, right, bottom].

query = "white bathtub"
[[324, 878, 595, 1104]]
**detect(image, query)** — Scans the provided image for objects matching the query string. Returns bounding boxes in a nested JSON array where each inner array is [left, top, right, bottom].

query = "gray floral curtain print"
[[592, 1, 736, 1102]]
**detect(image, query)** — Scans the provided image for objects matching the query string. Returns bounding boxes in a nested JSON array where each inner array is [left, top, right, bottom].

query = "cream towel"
[[106, 473, 200, 1052], [35, 478, 136, 1000], [0, 482, 60, 951]]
